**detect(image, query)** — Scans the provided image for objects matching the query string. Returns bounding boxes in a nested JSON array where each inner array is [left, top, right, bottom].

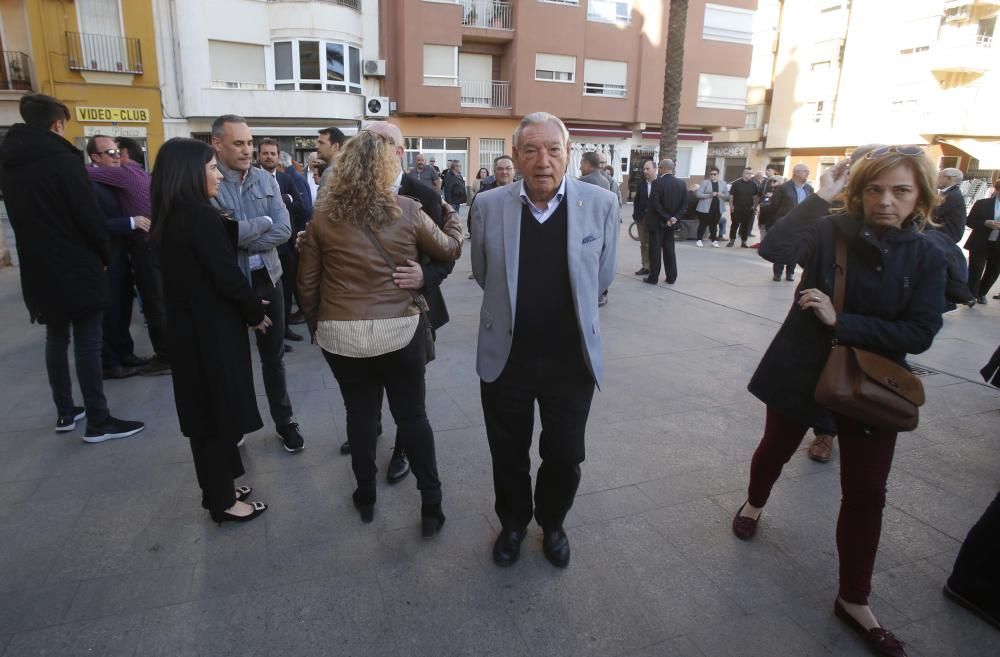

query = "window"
[[479, 138, 505, 171], [899, 46, 929, 55], [588, 0, 630, 24], [696, 73, 747, 110], [806, 100, 832, 125], [424, 44, 458, 86], [939, 156, 961, 170], [535, 53, 576, 82], [744, 110, 758, 129], [675, 146, 692, 178], [583, 59, 626, 98], [703, 4, 754, 45], [810, 60, 831, 72], [272, 39, 362, 92], [209, 41, 266, 89]]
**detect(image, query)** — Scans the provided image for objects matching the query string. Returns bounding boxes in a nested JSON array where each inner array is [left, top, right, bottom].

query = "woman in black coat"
[[152, 138, 271, 525], [733, 150, 946, 657], [962, 181, 1000, 304]]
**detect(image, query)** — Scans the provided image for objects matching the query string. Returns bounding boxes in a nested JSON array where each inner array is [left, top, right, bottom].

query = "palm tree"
[[659, 0, 689, 162]]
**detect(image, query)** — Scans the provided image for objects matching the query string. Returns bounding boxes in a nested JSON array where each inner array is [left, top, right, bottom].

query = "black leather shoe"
[[386, 446, 410, 484], [339, 439, 351, 455], [492, 528, 526, 567], [642, 278, 657, 285], [103, 365, 140, 379], [634, 268, 649, 276], [421, 503, 446, 538], [284, 327, 303, 341], [283, 344, 292, 353], [772, 274, 781, 282], [542, 527, 571, 568], [352, 489, 375, 523], [121, 353, 152, 367]]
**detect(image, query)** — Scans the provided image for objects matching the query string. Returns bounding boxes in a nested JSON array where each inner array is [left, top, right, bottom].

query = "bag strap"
[[359, 222, 429, 312], [832, 234, 847, 314]]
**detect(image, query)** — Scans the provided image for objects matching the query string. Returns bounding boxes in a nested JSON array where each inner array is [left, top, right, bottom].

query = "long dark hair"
[[150, 138, 217, 242]]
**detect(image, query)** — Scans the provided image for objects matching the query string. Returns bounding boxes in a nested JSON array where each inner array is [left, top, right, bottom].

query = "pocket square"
[[582, 234, 599, 244]]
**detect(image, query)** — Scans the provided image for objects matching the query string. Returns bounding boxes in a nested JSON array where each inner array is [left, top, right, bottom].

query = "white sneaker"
[[696, 240, 704, 247], [712, 241, 720, 248]]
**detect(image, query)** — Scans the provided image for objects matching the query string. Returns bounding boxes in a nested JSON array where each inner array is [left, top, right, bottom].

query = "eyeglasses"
[[864, 145, 924, 160], [99, 149, 121, 158]]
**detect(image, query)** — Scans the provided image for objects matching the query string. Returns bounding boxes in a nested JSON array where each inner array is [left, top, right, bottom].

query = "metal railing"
[[459, 79, 511, 109], [211, 80, 267, 90], [264, 0, 360, 7], [66, 32, 143, 74], [0, 51, 32, 91], [460, 0, 513, 30]]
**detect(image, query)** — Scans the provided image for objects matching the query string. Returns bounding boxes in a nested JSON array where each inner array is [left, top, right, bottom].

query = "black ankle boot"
[[421, 503, 446, 537], [352, 489, 375, 523]]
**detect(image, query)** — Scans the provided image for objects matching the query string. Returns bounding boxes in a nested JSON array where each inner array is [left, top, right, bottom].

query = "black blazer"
[[963, 196, 1000, 255], [647, 174, 688, 231], [275, 170, 309, 234], [934, 185, 967, 243], [633, 176, 653, 225], [770, 180, 814, 222], [399, 174, 454, 330]]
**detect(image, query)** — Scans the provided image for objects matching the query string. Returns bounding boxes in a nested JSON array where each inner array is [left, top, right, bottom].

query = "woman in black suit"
[[963, 180, 1000, 305], [151, 138, 271, 525]]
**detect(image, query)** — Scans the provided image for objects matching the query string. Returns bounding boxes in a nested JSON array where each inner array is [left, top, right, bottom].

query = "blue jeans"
[[45, 311, 110, 425]]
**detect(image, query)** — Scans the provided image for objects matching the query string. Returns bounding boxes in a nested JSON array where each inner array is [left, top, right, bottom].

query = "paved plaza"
[[0, 214, 998, 657]]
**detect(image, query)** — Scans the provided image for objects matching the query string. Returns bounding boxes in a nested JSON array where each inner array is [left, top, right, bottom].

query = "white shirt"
[[391, 170, 403, 195], [991, 197, 1000, 242], [519, 178, 567, 224]]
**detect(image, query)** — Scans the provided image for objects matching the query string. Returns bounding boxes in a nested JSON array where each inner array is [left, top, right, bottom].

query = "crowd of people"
[[2, 94, 998, 657]]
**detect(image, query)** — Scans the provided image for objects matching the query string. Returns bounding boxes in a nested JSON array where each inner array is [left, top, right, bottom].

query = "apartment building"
[[153, 0, 381, 158], [0, 1, 33, 139], [760, 0, 1000, 192], [378, 0, 756, 196]]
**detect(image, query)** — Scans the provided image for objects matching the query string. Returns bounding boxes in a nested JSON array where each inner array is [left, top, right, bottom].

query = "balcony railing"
[[927, 35, 995, 74], [0, 51, 32, 91], [265, 0, 361, 7], [460, 0, 513, 30], [211, 80, 267, 90], [459, 79, 511, 109], [66, 32, 143, 75]]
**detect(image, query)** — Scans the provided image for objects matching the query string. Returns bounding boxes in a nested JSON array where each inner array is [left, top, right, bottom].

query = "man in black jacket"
[[934, 168, 967, 243], [0, 94, 144, 443], [728, 167, 760, 247], [767, 164, 814, 281], [963, 181, 1000, 304], [632, 159, 656, 276], [644, 158, 687, 285]]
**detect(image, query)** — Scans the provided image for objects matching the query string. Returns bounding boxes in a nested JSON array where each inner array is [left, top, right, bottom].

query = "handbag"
[[813, 235, 925, 432], [359, 223, 436, 363]]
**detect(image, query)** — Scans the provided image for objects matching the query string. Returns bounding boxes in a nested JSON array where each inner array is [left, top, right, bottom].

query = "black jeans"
[[189, 434, 245, 513], [277, 243, 299, 323], [646, 226, 678, 284], [129, 233, 169, 360], [252, 269, 293, 428], [46, 311, 110, 425], [102, 251, 135, 368], [773, 262, 797, 279], [968, 249, 1000, 298], [323, 328, 442, 505], [481, 364, 595, 531], [696, 211, 720, 241], [729, 210, 754, 242]]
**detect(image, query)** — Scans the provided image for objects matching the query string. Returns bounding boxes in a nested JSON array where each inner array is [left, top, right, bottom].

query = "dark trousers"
[[45, 311, 109, 425], [747, 406, 897, 605], [277, 243, 299, 323], [646, 226, 678, 284], [481, 366, 595, 531], [323, 329, 441, 504], [967, 249, 1000, 298], [729, 210, 754, 242], [696, 211, 720, 241], [102, 252, 135, 368], [773, 262, 796, 279], [129, 233, 169, 360], [251, 269, 293, 428], [813, 407, 837, 438], [948, 491, 1000, 612], [189, 434, 244, 513]]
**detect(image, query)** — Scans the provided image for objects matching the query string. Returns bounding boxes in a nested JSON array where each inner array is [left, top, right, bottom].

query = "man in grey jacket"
[[211, 114, 304, 453]]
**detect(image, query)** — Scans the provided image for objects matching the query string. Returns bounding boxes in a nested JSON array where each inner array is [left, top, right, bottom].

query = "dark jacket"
[[769, 179, 814, 224], [0, 124, 111, 323], [400, 174, 455, 330], [647, 173, 688, 231], [442, 170, 467, 205], [982, 344, 1000, 388], [287, 169, 313, 220], [922, 229, 972, 308], [729, 177, 760, 214], [274, 170, 310, 234], [750, 194, 946, 426], [632, 176, 653, 226], [963, 196, 1000, 255], [933, 185, 967, 243], [159, 201, 266, 439]]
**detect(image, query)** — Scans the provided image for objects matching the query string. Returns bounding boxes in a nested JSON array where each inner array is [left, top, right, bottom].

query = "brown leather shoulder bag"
[[814, 235, 925, 432]]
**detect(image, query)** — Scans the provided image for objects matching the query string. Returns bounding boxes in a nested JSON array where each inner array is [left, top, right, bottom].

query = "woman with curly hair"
[[734, 148, 946, 657], [297, 130, 463, 536]]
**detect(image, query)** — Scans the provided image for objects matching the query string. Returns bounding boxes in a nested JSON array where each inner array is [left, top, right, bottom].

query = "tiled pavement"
[[0, 213, 998, 657]]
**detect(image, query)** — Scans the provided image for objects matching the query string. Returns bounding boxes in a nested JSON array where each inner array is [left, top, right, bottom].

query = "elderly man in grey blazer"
[[470, 112, 619, 569]]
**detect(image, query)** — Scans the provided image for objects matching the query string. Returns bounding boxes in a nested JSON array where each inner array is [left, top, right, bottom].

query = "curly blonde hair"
[[313, 129, 401, 229], [837, 149, 940, 230]]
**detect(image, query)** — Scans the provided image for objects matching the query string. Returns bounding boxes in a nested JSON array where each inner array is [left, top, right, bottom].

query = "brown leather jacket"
[[296, 195, 463, 333]]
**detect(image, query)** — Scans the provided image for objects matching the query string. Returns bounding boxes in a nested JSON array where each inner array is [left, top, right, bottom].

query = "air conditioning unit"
[[365, 96, 390, 118], [363, 59, 386, 77]]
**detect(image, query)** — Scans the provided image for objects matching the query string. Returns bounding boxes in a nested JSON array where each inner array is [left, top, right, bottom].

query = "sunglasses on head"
[[864, 145, 924, 160]]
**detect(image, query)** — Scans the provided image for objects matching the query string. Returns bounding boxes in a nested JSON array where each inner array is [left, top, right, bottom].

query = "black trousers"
[[251, 269, 293, 428], [189, 434, 245, 513], [646, 226, 678, 284], [481, 364, 595, 531], [129, 233, 169, 360], [968, 249, 1000, 298], [323, 328, 442, 505], [277, 242, 299, 322], [729, 210, 754, 242], [46, 311, 109, 425], [102, 251, 135, 368], [948, 491, 1000, 613], [773, 261, 796, 278], [696, 211, 720, 241]]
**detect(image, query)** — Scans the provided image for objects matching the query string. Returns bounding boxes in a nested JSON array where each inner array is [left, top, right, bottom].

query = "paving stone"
[[64, 565, 194, 622], [687, 607, 827, 657], [0, 582, 77, 635], [2, 612, 143, 657], [135, 594, 268, 657]]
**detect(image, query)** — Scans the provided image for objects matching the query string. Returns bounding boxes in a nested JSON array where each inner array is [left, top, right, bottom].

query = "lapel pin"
[[577, 200, 584, 207]]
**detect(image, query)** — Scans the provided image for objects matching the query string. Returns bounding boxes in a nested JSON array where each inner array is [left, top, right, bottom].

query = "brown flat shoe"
[[834, 599, 908, 657], [732, 502, 760, 540], [808, 434, 834, 463]]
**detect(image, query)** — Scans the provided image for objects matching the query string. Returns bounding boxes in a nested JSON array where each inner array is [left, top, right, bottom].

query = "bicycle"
[[628, 221, 640, 241]]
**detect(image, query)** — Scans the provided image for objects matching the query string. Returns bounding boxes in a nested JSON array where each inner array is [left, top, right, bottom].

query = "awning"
[[941, 138, 1000, 169], [641, 129, 712, 142], [565, 123, 631, 139]]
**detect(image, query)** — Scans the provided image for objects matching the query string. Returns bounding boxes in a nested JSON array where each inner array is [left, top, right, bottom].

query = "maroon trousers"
[[747, 406, 898, 605]]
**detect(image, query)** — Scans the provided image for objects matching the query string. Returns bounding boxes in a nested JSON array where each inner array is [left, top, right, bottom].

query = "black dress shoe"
[[121, 353, 152, 367], [634, 268, 649, 276], [977, 295, 988, 305], [421, 503, 446, 538], [642, 278, 657, 285], [352, 489, 375, 523], [492, 528, 526, 567], [542, 527, 571, 568], [284, 327, 304, 342], [283, 344, 292, 353], [386, 446, 410, 484], [340, 439, 351, 455], [772, 274, 782, 282], [103, 365, 140, 379]]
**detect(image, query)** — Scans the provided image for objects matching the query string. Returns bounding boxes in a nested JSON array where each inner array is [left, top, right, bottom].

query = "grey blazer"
[[695, 179, 731, 215], [470, 177, 619, 387], [578, 170, 611, 191]]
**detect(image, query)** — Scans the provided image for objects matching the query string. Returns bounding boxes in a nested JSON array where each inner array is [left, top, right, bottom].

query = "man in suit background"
[[578, 151, 610, 190], [471, 112, 619, 569], [767, 163, 813, 281], [633, 159, 656, 276], [963, 180, 1000, 305], [934, 167, 967, 243], [645, 158, 687, 285]]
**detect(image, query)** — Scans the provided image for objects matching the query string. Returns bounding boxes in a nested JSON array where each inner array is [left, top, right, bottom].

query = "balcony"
[[943, 1, 1000, 22], [927, 35, 994, 83], [66, 32, 143, 75], [265, 0, 360, 8], [460, 0, 513, 30], [459, 79, 511, 109], [0, 51, 32, 91]]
